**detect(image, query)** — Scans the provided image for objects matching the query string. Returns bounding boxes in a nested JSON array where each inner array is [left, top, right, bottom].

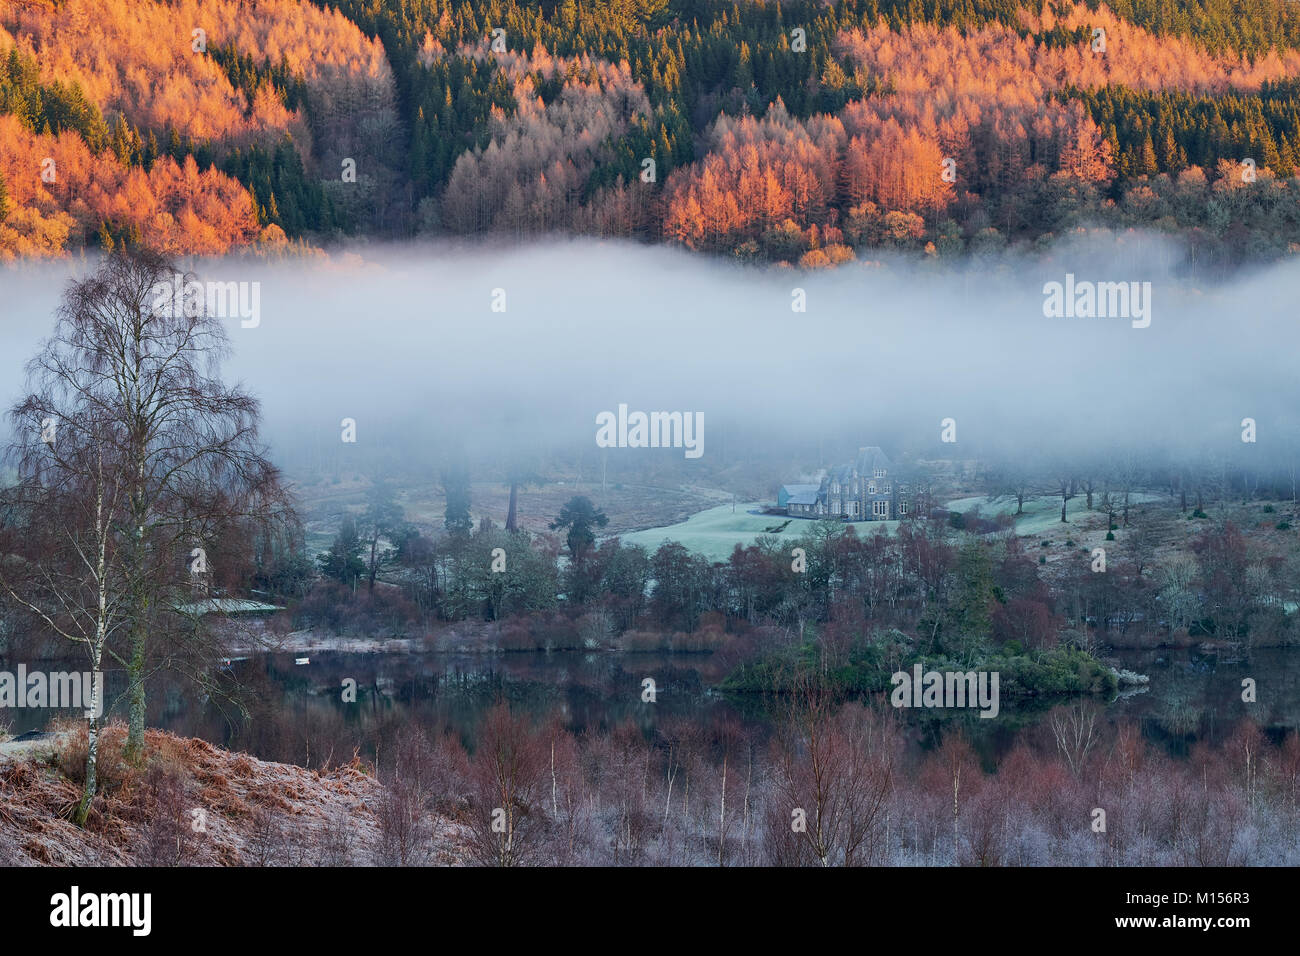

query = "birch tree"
[[2, 249, 289, 766], [0, 407, 128, 825]]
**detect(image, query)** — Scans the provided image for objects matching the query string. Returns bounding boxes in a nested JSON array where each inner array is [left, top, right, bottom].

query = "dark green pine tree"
[[1278, 133, 1298, 175], [1158, 125, 1181, 171], [318, 517, 367, 589], [411, 107, 429, 194], [1137, 131, 1158, 176], [655, 125, 672, 169], [246, 186, 264, 226], [441, 464, 473, 537], [143, 130, 159, 169]]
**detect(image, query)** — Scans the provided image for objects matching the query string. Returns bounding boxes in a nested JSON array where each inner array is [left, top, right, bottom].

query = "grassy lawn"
[[948, 492, 1165, 537], [617, 492, 1169, 561], [615, 502, 898, 563]]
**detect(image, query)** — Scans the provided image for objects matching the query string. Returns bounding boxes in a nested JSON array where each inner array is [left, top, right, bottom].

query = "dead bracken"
[[0, 723, 469, 866]]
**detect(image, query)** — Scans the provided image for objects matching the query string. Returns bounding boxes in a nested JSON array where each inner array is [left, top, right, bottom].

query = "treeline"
[[10, 0, 1300, 259], [299, 474, 1299, 684], [320, 0, 1300, 264], [33, 689, 1300, 866], [0, 40, 301, 253], [0, 32, 363, 247], [0, 0, 399, 256], [0, 45, 107, 148], [1071, 82, 1300, 179], [232, 697, 1300, 866]]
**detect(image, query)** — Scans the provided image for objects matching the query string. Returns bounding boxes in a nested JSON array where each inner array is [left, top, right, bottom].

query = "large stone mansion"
[[778, 446, 910, 521]]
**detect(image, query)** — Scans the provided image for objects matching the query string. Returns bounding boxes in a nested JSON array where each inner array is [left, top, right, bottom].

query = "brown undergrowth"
[[0, 720, 466, 866]]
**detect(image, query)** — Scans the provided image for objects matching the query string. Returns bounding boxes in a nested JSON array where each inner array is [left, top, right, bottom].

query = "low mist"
[[3, 233, 1298, 482]]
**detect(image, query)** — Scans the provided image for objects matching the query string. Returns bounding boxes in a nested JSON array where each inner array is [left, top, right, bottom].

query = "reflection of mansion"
[[779, 447, 909, 521]]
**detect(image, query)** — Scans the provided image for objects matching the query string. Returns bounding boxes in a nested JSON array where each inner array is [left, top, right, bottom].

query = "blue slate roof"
[[779, 483, 822, 506]]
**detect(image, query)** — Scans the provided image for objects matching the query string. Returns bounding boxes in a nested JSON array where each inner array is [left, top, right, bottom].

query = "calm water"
[[4, 646, 1297, 765]]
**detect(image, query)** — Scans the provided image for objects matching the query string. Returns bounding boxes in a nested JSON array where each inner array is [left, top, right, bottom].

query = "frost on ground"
[[0, 724, 469, 866]]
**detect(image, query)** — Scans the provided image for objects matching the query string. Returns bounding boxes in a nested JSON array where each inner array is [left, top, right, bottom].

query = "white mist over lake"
[[1, 233, 1297, 467]]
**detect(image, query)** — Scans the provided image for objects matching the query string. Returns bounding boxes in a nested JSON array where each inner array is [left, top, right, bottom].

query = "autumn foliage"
[[0, 0, 398, 257], [5, 0, 1300, 260], [0, 113, 260, 256]]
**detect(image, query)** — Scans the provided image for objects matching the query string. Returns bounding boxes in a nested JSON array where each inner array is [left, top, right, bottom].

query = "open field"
[[947, 492, 1165, 537], [617, 502, 899, 562], [617, 491, 1172, 562]]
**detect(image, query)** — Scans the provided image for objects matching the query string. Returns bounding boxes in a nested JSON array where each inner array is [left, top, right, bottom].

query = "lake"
[[5, 644, 1295, 769]]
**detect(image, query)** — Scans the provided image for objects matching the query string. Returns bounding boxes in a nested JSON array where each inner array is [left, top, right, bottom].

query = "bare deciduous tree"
[[1, 251, 293, 823], [0, 452, 126, 823], [466, 702, 550, 867], [1049, 699, 1101, 776], [5, 250, 290, 762], [764, 677, 896, 866]]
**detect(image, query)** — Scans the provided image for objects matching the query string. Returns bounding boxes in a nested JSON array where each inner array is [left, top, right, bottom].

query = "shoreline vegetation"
[[719, 639, 1120, 700], [4, 693, 1298, 867], [199, 485, 1298, 713]]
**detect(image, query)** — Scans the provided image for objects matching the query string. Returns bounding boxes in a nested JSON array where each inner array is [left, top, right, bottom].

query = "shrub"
[[577, 610, 615, 649], [139, 761, 199, 866], [531, 616, 582, 651], [668, 628, 729, 652], [498, 620, 537, 651], [621, 630, 669, 652], [54, 720, 132, 799]]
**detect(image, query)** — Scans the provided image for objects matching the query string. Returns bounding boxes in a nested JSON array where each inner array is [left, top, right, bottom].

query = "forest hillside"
[[3, 0, 1300, 267]]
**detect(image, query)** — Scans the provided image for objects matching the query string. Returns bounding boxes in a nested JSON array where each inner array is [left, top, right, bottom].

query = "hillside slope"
[[0, 725, 467, 866], [0, 0, 402, 257], [5, 0, 1300, 264]]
